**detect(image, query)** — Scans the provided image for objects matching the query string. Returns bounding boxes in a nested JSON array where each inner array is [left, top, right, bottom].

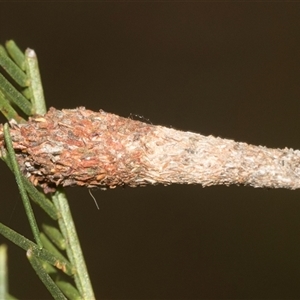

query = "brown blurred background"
[[1, 3, 300, 299]]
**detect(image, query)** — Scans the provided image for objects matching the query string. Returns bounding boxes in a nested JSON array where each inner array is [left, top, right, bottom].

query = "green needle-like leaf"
[[0, 46, 8, 58], [40, 232, 68, 262], [0, 223, 74, 276], [25, 49, 46, 115], [0, 47, 29, 87], [0, 91, 26, 123], [0, 245, 8, 300], [42, 224, 66, 251], [5, 40, 26, 71], [1, 156, 58, 220], [24, 180, 58, 221], [27, 250, 68, 300], [0, 73, 32, 115], [52, 190, 95, 299], [56, 281, 81, 300]]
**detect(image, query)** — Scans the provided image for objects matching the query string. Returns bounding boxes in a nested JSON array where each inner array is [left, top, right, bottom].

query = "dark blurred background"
[[1, 3, 300, 299]]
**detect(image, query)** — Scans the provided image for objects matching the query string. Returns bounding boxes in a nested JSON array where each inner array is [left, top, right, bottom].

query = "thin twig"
[[1, 106, 300, 192]]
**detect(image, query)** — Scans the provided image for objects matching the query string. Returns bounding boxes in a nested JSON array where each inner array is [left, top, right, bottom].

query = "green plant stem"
[[3, 123, 42, 248], [52, 190, 95, 300]]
